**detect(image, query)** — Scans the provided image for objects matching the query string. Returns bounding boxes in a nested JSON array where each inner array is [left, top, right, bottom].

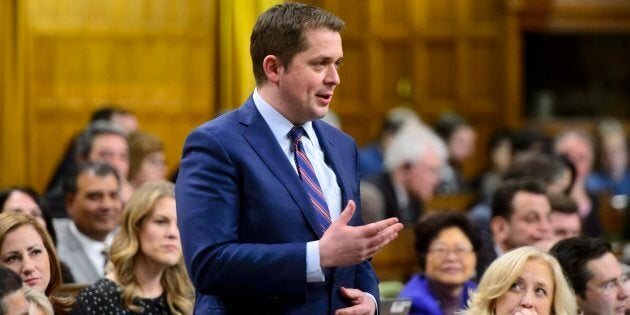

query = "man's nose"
[[618, 280, 629, 300], [539, 216, 552, 235], [325, 65, 340, 85], [101, 195, 120, 211]]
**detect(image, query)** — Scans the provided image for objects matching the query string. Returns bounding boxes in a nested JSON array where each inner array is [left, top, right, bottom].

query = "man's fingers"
[[361, 223, 403, 258], [334, 200, 356, 226], [338, 287, 361, 301], [361, 217, 400, 236], [363, 230, 400, 256], [336, 288, 371, 315]]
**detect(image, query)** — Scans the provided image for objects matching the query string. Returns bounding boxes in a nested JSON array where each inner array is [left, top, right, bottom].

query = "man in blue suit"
[[176, 3, 403, 314]]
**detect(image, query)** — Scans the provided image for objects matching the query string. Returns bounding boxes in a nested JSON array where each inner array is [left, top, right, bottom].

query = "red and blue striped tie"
[[289, 126, 332, 233]]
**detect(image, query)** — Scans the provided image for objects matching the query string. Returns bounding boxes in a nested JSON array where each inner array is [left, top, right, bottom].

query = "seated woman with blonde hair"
[[462, 246, 576, 315], [72, 181, 194, 314]]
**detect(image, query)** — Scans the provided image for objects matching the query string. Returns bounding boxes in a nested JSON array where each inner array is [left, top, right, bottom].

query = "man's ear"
[[65, 193, 75, 216], [397, 162, 413, 181], [490, 216, 509, 241], [262, 55, 281, 83]]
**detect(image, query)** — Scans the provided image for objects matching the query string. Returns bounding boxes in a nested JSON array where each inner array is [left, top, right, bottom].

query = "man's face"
[[494, 191, 552, 251], [550, 211, 581, 241], [88, 133, 129, 179], [66, 171, 122, 241], [273, 28, 343, 125], [579, 252, 628, 315], [1, 289, 29, 315], [404, 149, 442, 201]]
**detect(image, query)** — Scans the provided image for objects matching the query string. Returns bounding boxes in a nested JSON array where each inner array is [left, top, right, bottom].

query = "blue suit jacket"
[[176, 97, 379, 314]]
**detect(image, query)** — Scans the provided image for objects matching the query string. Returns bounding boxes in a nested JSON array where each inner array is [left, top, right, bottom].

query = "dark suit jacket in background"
[[364, 172, 423, 226], [176, 97, 379, 314]]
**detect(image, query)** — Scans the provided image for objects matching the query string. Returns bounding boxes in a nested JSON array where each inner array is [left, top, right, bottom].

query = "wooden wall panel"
[[372, 0, 413, 36], [18, 0, 217, 191], [426, 41, 456, 100], [380, 41, 413, 107], [469, 0, 502, 24], [426, 0, 456, 26], [0, 0, 28, 187], [307, 0, 507, 181], [468, 39, 499, 100], [2, 0, 514, 190], [334, 0, 370, 36], [336, 41, 368, 104]]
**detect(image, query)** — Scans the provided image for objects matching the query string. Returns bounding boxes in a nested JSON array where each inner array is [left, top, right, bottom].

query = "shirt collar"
[[68, 220, 113, 250], [253, 89, 317, 145]]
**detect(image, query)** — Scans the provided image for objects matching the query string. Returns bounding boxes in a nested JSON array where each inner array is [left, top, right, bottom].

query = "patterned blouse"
[[71, 278, 171, 315]]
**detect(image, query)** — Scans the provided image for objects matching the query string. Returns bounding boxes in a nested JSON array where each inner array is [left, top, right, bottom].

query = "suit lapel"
[[313, 121, 350, 207], [239, 99, 325, 238], [63, 223, 100, 281]]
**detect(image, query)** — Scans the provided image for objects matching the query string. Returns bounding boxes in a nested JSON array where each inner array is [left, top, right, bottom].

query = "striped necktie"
[[101, 247, 109, 274], [289, 126, 332, 233]]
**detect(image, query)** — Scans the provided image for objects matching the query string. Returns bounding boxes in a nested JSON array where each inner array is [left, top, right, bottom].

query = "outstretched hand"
[[320, 200, 403, 268]]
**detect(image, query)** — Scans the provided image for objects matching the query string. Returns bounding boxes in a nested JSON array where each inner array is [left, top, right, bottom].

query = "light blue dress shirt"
[[253, 89, 342, 282]]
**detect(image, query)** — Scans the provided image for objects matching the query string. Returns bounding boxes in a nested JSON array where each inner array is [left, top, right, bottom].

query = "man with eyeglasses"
[[550, 237, 628, 315]]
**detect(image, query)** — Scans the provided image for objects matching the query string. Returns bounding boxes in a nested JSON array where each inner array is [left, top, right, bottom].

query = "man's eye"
[[524, 215, 539, 223], [602, 281, 617, 290]]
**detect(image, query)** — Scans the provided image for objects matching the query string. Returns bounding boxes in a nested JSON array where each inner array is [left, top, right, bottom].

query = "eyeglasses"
[[427, 246, 473, 259]]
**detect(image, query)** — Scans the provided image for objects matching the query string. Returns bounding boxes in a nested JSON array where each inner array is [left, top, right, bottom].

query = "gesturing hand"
[[319, 200, 403, 268], [335, 287, 375, 315]]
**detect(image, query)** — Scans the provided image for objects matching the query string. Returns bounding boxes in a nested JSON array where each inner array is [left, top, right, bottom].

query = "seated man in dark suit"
[[361, 121, 447, 226], [475, 179, 553, 278], [550, 237, 629, 315]]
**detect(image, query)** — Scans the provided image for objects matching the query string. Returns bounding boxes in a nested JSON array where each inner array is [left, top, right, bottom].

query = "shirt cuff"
[[365, 292, 378, 315], [306, 240, 325, 282]]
